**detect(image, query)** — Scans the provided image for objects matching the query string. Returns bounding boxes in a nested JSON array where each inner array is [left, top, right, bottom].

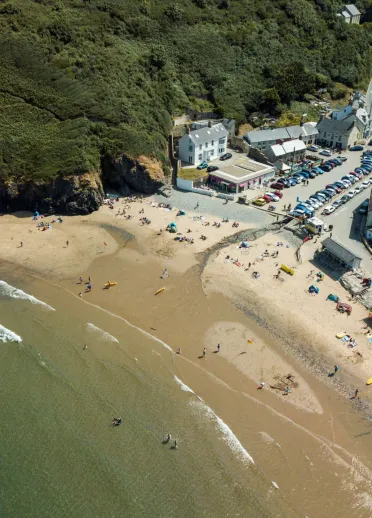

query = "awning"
[[221, 181, 230, 185], [239, 183, 246, 187]]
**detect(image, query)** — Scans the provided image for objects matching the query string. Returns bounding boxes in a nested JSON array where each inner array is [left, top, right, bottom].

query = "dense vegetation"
[[0, 0, 371, 181]]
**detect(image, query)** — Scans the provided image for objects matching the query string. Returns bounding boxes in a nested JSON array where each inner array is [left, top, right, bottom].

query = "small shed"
[[321, 237, 362, 270]]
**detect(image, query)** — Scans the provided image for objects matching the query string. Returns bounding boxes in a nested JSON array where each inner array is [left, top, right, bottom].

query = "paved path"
[[154, 189, 274, 226]]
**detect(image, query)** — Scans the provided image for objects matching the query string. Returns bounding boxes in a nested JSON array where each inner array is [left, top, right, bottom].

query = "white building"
[[178, 122, 228, 165], [266, 139, 306, 163], [339, 4, 361, 24], [244, 123, 318, 155]]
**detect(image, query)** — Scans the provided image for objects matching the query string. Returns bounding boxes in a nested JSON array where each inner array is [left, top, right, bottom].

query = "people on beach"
[[20, 241, 23, 247], [257, 382, 265, 389], [351, 389, 359, 399], [174, 439, 178, 448], [79, 276, 83, 283], [334, 365, 339, 373], [79, 292, 82, 297], [217, 344, 220, 352], [202, 348, 206, 359], [161, 268, 168, 279], [176, 348, 181, 355], [66, 240, 69, 247], [83, 344, 87, 350]]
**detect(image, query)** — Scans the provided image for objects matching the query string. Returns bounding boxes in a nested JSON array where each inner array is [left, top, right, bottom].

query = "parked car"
[[326, 184, 341, 193], [332, 199, 342, 209], [264, 192, 280, 202], [308, 145, 319, 152], [197, 161, 208, 170], [333, 182, 346, 190], [273, 190, 283, 198], [289, 209, 305, 217], [320, 164, 332, 172], [308, 171, 317, 179], [324, 161, 335, 168], [350, 145, 364, 151], [340, 194, 351, 203], [342, 175, 356, 184], [323, 205, 336, 215], [340, 180, 351, 188], [319, 149, 332, 156], [348, 189, 357, 197], [354, 186, 362, 194], [361, 180, 370, 188], [220, 152, 232, 161], [339, 156, 348, 161], [359, 199, 369, 214], [305, 198, 321, 209], [252, 197, 266, 206], [299, 171, 310, 179], [313, 167, 324, 175], [270, 182, 284, 190], [310, 195, 325, 205], [296, 204, 314, 214], [287, 177, 298, 186], [310, 169, 319, 176], [207, 165, 219, 172], [323, 189, 336, 198]]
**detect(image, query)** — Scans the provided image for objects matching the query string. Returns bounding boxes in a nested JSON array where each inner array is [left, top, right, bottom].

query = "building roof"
[[286, 126, 303, 139], [316, 116, 355, 135], [245, 128, 289, 143], [302, 122, 319, 137], [210, 157, 274, 183], [342, 10, 351, 18], [322, 237, 362, 266], [345, 4, 361, 16], [185, 123, 228, 145], [282, 139, 306, 153]]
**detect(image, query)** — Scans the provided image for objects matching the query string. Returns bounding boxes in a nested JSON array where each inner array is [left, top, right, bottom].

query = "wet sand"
[[2, 201, 372, 515]]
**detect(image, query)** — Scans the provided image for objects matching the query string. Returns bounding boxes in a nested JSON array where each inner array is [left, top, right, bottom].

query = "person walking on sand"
[[20, 241, 23, 248], [161, 268, 168, 279], [334, 365, 339, 374], [66, 240, 69, 247], [351, 388, 359, 399], [79, 292, 82, 297], [217, 344, 220, 353], [202, 348, 206, 359], [195, 202, 199, 209], [79, 276, 83, 283], [88, 276, 91, 282]]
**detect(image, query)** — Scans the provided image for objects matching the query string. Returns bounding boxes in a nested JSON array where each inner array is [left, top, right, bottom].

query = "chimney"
[[208, 120, 212, 128]]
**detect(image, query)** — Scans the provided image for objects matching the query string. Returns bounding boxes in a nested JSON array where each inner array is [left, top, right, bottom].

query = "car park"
[[207, 165, 219, 172], [323, 205, 336, 215], [197, 161, 208, 169], [332, 199, 342, 209], [252, 198, 266, 206], [350, 145, 364, 151], [319, 149, 332, 156], [220, 153, 232, 161]]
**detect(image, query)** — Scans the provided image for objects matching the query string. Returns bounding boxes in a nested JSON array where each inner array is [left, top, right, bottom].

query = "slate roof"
[[270, 139, 306, 157], [245, 128, 289, 143], [345, 4, 361, 16], [316, 117, 355, 135], [187, 123, 228, 145], [322, 237, 361, 266]]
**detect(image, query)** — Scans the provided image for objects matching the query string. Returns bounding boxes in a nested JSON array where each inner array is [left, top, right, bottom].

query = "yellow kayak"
[[366, 378, 372, 385], [105, 281, 117, 289], [155, 287, 165, 296]]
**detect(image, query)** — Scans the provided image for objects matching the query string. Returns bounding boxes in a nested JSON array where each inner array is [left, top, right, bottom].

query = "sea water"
[[0, 273, 292, 517]]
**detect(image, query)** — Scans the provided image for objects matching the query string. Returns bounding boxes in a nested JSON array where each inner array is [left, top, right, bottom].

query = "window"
[[219, 137, 226, 144], [188, 145, 193, 152], [188, 156, 193, 163], [205, 142, 208, 148], [219, 148, 224, 153], [199, 145, 202, 150], [210, 150, 214, 156], [211, 140, 214, 145], [198, 153, 202, 160]]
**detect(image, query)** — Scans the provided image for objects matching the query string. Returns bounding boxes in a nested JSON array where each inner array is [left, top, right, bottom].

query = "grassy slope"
[[0, 0, 371, 181]]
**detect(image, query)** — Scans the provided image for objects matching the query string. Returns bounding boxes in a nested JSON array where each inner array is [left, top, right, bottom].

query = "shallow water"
[[2, 266, 372, 518], [0, 272, 291, 517]]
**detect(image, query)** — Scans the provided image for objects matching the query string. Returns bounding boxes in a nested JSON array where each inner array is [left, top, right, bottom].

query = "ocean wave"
[[174, 376, 254, 465], [0, 281, 55, 311], [86, 323, 119, 343], [0, 324, 22, 343]]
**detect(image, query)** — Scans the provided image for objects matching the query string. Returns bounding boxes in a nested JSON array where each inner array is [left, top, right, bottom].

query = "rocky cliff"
[[0, 155, 166, 215]]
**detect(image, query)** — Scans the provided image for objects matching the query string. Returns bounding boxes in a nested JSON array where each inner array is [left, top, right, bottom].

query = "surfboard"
[[366, 378, 372, 385], [155, 288, 165, 296]]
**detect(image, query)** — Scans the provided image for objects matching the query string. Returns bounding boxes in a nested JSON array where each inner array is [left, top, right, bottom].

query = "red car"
[[326, 184, 341, 193], [273, 190, 283, 198], [271, 182, 284, 190]]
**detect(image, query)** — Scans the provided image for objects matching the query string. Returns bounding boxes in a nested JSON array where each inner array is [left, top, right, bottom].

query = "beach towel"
[[341, 336, 349, 342], [336, 332, 347, 339], [368, 338, 372, 343]]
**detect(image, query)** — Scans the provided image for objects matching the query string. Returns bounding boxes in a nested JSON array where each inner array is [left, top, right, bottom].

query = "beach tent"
[[309, 285, 319, 294]]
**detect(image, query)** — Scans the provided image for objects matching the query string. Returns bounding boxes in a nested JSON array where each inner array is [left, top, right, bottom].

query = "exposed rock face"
[[103, 154, 166, 194], [0, 172, 104, 215]]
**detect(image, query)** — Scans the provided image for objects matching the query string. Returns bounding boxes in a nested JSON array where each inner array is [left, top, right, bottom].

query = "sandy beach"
[[3, 196, 372, 516]]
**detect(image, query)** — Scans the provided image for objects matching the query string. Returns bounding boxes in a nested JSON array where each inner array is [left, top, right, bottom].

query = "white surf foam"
[[0, 324, 22, 343], [174, 374, 254, 465], [0, 281, 55, 311], [86, 323, 119, 343]]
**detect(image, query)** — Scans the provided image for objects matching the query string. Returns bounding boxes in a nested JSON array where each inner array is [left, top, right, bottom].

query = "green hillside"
[[0, 0, 371, 181]]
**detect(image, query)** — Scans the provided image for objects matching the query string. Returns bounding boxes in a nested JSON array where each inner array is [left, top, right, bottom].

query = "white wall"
[[178, 133, 227, 165], [176, 177, 215, 196]]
